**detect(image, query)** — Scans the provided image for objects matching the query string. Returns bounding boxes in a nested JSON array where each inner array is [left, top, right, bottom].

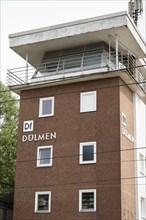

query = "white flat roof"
[[9, 11, 146, 66]]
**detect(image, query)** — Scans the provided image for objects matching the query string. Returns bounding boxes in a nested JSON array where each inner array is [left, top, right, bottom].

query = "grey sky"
[[0, 0, 146, 83]]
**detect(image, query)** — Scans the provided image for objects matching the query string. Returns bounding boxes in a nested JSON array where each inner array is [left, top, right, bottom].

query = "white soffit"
[[9, 11, 146, 66]]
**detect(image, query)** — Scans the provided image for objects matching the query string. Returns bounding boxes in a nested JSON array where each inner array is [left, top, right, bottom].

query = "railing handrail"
[[6, 50, 146, 93]]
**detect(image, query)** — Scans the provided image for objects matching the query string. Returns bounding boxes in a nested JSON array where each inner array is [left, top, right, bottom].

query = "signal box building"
[[7, 11, 146, 220]]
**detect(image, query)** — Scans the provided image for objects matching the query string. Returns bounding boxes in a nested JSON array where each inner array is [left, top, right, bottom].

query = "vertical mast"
[[128, 0, 143, 26]]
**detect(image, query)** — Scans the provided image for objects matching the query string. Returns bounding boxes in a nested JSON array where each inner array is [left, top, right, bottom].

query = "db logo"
[[23, 120, 34, 132]]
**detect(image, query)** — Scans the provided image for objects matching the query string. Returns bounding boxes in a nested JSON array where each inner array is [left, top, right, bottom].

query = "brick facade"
[[13, 76, 135, 220]]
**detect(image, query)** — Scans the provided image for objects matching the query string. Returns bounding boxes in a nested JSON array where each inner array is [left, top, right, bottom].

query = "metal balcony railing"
[[7, 50, 146, 93]]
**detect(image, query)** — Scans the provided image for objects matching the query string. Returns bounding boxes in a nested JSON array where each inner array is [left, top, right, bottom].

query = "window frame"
[[37, 145, 53, 167], [80, 91, 96, 113], [79, 141, 96, 164], [139, 153, 145, 175], [141, 196, 146, 219], [35, 191, 51, 213], [79, 189, 96, 212], [39, 97, 54, 118]]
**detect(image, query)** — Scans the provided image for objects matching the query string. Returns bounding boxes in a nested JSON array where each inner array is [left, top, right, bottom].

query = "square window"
[[39, 97, 54, 117], [37, 146, 53, 167], [79, 189, 96, 212], [139, 153, 144, 175], [80, 142, 96, 164], [80, 91, 96, 113], [141, 197, 146, 219], [35, 191, 51, 213]]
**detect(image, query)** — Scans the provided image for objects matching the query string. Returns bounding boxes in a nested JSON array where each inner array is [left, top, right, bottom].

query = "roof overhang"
[[9, 11, 146, 66]]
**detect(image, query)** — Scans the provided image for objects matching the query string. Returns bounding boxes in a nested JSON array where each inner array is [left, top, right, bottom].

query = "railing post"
[[121, 51, 123, 65], [63, 61, 65, 78], [108, 35, 111, 68], [26, 52, 29, 83], [115, 35, 119, 69], [81, 53, 84, 73], [127, 52, 129, 70]]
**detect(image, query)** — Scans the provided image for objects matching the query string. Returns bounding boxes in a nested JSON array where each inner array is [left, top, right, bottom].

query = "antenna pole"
[[128, 0, 143, 26]]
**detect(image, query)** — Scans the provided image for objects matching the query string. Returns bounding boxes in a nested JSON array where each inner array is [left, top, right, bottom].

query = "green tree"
[[0, 82, 19, 186]]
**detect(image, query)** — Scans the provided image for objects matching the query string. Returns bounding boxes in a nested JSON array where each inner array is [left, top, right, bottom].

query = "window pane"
[[82, 192, 94, 210], [83, 94, 95, 111], [83, 51, 101, 70], [83, 145, 94, 161], [140, 153, 144, 174], [42, 100, 52, 115], [38, 194, 49, 210], [45, 59, 58, 73], [63, 55, 82, 70], [141, 197, 146, 218], [81, 92, 96, 112], [40, 148, 51, 164]]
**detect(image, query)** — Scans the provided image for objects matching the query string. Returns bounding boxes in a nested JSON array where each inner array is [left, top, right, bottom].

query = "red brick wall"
[[13, 77, 122, 220]]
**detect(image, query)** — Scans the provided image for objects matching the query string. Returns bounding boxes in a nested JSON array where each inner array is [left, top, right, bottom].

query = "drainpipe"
[[116, 35, 119, 69]]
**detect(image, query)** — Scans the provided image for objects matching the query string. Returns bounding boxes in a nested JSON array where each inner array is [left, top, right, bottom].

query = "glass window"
[[62, 54, 82, 72], [83, 50, 102, 70], [79, 189, 96, 212], [35, 191, 51, 213], [80, 142, 96, 164], [37, 146, 53, 167], [39, 97, 54, 117], [80, 91, 96, 113], [139, 153, 144, 175], [33, 42, 111, 79], [141, 197, 146, 219]]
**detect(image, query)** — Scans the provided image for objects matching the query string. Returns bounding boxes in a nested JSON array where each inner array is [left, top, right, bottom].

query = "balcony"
[[7, 46, 146, 94]]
